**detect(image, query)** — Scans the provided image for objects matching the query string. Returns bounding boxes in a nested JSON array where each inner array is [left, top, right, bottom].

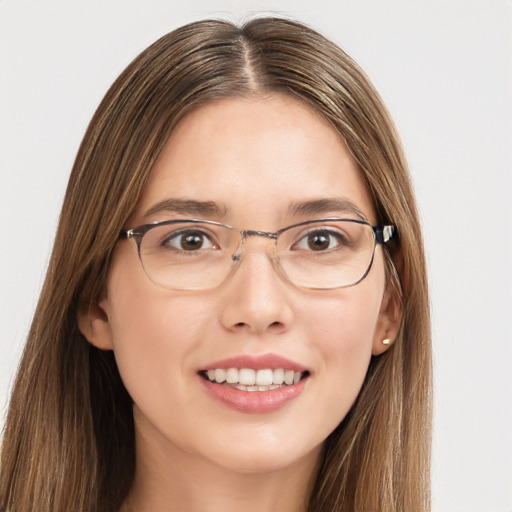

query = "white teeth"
[[226, 367, 238, 384], [214, 369, 226, 383], [239, 368, 256, 385], [272, 368, 284, 385], [256, 369, 273, 386], [204, 367, 307, 390]]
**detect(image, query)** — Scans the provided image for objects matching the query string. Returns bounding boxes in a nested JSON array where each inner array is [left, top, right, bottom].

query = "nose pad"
[[229, 233, 283, 280], [220, 237, 293, 334]]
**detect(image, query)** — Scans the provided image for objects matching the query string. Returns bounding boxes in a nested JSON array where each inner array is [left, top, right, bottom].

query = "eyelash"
[[292, 228, 351, 251], [161, 229, 219, 251], [158, 226, 351, 254]]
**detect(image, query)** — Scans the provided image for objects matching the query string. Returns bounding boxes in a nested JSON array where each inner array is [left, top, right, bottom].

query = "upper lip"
[[200, 353, 308, 372]]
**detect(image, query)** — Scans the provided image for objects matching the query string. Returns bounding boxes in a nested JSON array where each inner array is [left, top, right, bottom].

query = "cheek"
[[308, 281, 381, 346], [300, 282, 384, 418], [104, 262, 211, 405]]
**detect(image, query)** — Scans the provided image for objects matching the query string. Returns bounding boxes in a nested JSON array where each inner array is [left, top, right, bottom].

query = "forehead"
[[133, 94, 376, 226]]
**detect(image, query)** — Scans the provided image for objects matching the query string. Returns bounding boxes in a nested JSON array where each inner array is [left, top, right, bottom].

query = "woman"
[[0, 17, 431, 512]]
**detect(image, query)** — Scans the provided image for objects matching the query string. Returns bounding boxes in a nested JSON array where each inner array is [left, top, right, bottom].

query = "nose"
[[219, 241, 294, 335]]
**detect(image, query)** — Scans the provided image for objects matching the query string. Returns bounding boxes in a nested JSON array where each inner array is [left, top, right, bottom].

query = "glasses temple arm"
[[374, 225, 395, 245]]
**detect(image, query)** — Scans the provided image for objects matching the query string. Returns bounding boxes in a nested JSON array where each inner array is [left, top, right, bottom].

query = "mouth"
[[199, 367, 310, 392], [198, 354, 310, 412]]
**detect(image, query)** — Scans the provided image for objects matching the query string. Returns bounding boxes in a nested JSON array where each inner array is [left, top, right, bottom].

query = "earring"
[[382, 338, 390, 345]]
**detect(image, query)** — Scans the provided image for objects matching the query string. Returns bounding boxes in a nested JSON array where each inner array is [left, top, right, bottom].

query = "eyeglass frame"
[[119, 217, 396, 290]]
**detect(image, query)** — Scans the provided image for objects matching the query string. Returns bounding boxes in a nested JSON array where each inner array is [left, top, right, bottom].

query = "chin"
[[201, 434, 323, 476]]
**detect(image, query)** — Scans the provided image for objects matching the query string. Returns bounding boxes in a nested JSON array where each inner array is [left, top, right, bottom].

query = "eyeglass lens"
[[135, 219, 378, 290]]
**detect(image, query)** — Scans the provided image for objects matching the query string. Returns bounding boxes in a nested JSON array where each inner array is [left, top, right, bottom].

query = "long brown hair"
[[0, 17, 431, 511]]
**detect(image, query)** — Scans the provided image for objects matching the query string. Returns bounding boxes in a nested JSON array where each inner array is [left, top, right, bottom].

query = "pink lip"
[[201, 353, 308, 372], [199, 377, 307, 414], [198, 353, 309, 414]]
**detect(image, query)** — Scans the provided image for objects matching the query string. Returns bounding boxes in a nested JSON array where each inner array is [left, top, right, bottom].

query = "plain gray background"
[[1, 1, 511, 511]]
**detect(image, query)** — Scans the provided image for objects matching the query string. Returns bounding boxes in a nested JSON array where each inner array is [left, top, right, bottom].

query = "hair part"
[[1, 17, 431, 512]]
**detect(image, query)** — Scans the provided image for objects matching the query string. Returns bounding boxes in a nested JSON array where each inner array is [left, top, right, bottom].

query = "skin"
[[80, 94, 401, 512]]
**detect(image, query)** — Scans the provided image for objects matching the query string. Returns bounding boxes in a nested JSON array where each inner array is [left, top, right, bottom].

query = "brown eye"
[[307, 232, 330, 251], [163, 230, 216, 251], [181, 232, 205, 250], [293, 228, 348, 252]]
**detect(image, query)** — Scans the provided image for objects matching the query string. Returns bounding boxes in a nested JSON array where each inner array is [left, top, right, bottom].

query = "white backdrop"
[[1, 1, 511, 511]]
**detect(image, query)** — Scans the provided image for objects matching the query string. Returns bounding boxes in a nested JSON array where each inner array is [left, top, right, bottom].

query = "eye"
[[162, 229, 218, 252], [293, 228, 349, 252]]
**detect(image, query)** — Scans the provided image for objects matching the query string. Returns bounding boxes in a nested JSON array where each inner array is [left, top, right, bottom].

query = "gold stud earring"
[[382, 338, 390, 345]]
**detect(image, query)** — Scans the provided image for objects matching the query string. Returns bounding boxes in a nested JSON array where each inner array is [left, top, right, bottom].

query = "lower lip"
[[200, 377, 307, 414]]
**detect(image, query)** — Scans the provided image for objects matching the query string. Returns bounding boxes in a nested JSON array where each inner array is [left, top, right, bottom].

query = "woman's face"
[[83, 94, 398, 476]]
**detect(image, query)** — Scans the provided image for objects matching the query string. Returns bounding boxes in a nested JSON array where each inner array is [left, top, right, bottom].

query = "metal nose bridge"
[[231, 229, 278, 262], [242, 229, 278, 239]]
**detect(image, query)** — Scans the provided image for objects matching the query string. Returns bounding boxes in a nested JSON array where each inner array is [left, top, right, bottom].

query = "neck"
[[121, 414, 321, 512]]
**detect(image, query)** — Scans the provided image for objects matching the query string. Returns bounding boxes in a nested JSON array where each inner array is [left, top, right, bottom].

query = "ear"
[[372, 280, 403, 356], [77, 297, 114, 350]]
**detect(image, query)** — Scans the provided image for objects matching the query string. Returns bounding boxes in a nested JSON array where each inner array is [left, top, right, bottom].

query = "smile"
[[201, 368, 308, 391], [198, 354, 310, 413]]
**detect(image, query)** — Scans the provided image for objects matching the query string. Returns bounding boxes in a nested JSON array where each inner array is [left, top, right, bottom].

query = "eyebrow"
[[289, 198, 368, 220], [143, 198, 227, 219], [143, 197, 367, 222]]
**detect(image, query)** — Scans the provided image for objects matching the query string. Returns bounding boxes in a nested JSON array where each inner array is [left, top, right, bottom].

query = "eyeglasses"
[[119, 218, 395, 291]]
